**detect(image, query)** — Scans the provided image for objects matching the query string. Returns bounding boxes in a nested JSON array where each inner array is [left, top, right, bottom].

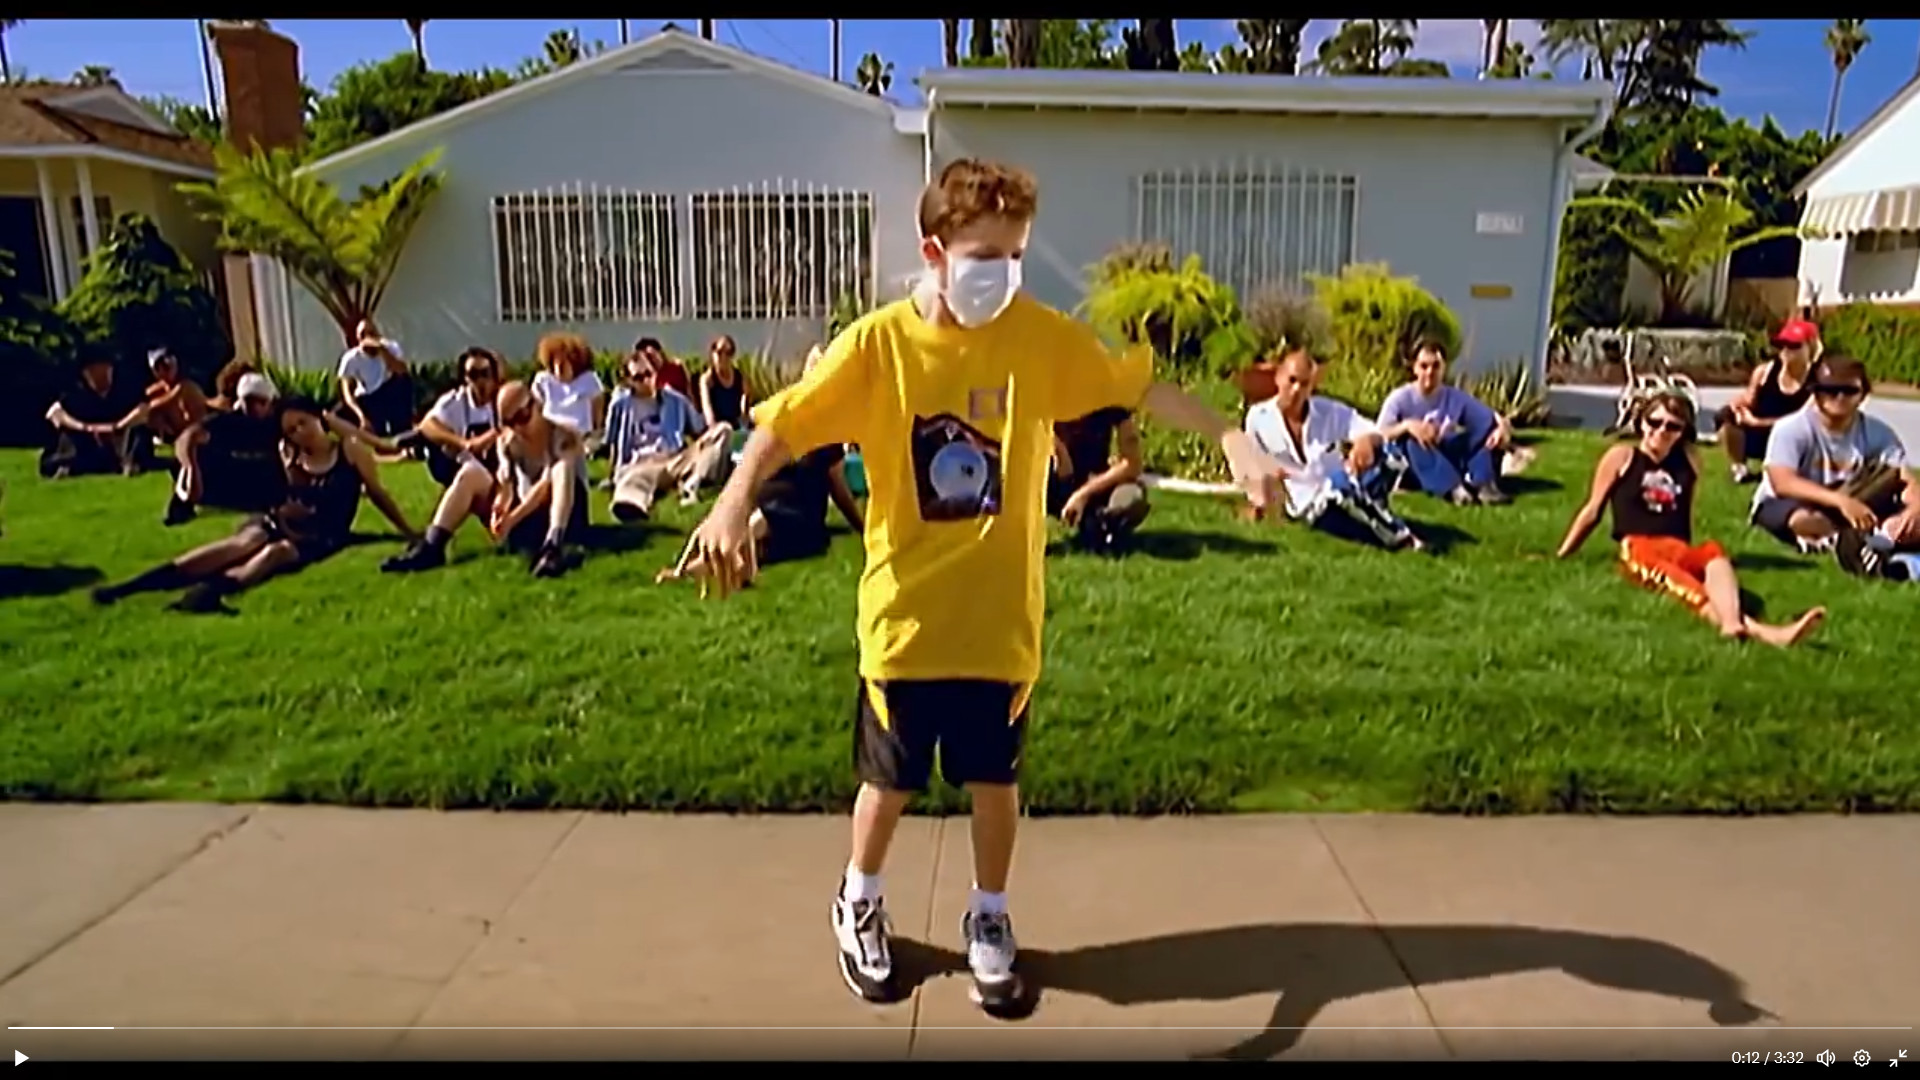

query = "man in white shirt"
[[335, 318, 416, 438], [1243, 349, 1420, 551]]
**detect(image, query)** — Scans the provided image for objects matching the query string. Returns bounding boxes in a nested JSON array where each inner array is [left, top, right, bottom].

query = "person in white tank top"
[[530, 333, 606, 440]]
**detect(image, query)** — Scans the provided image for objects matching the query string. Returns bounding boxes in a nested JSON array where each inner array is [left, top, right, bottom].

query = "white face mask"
[[941, 253, 1022, 329]]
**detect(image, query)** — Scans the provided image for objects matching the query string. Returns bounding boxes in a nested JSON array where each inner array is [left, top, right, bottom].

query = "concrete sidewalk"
[[1, 806, 1914, 1062]]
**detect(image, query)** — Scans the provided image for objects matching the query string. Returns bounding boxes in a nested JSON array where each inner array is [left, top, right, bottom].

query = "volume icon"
[[1820, 1051, 1838, 1066]]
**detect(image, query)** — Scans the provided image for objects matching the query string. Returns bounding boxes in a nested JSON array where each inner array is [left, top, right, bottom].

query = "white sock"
[[842, 864, 882, 903], [969, 887, 1008, 916]]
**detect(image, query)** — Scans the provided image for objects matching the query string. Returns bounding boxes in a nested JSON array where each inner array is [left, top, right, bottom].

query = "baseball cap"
[[1773, 319, 1819, 346], [147, 347, 174, 369], [235, 372, 279, 402]]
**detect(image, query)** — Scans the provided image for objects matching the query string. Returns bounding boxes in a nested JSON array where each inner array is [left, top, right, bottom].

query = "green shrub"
[[1554, 205, 1631, 332], [1080, 244, 1242, 381], [1137, 377, 1243, 482], [1820, 304, 1920, 387], [0, 254, 83, 447], [1308, 262, 1463, 374], [262, 361, 340, 406], [1461, 360, 1552, 428], [58, 213, 230, 390], [1242, 281, 1332, 359], [1317, 361, 1399, 418]]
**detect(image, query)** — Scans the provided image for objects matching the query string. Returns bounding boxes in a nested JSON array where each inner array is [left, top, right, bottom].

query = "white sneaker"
[[961, 909, 1022, 1010], [831, 893, 899, 1003]]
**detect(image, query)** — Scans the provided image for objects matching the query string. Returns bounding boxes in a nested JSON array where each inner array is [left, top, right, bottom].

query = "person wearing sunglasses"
[[1557, 391, 1825, 646], [1750, 355, 1919, 574], [484, 379, 589, 578], [417, 347, 504, 487], [1713, 318, 1817, 485], [606, 350, 731, 519]]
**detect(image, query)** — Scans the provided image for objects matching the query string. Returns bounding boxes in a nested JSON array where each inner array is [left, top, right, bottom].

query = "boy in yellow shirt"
[[675, 158, 1281, 1014]]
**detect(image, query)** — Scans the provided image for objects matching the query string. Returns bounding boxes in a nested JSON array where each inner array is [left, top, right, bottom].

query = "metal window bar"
[[687, 182, 876, 320], [490, 189, 682, 321], [1134, 163, 1357, 302]]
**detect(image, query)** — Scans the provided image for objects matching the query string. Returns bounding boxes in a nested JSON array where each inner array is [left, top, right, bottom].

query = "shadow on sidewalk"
[[893, 922, 1768, 1061]]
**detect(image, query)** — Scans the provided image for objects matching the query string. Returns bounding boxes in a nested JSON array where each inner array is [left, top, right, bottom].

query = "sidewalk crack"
[[1308, 816, 1455, 1059]]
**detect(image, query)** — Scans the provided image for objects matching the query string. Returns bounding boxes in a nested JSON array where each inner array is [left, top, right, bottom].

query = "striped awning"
[[1803, 185, 1920, 236]]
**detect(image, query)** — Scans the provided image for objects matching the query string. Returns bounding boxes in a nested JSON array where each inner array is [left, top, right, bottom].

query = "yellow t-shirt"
[[751, 294, 1154, 686]]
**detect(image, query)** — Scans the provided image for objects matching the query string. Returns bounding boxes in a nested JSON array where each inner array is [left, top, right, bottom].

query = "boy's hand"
[[1220, 430, 1287, 512], [676, 499, 757, 600]]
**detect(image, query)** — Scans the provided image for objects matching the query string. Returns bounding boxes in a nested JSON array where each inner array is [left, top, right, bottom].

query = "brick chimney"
[[209, 21, 304, 153]]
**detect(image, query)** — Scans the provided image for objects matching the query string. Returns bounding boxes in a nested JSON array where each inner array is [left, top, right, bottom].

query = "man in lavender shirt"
[[1374, 337, 1513, 506]]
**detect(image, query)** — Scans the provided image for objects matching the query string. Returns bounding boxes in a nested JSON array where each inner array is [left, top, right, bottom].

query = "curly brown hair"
[[213, 358, 260, 400], [537, 332, 594, 380], [916, 158, 1039, 242]]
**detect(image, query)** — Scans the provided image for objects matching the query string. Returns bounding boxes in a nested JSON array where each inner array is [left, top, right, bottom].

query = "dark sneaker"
[[381, 542, 445, 574], [90, 585, 121, 607], [831, 895, 901, 1004], [163, 496, 197, 527], [1836, 527, 1893, 580], [609, 499, 648, 524], [169, 583, 227, 614], [1473, 484, 1512, 506], [530, 542, 566, 578], [962, 910, 1024, 1015]]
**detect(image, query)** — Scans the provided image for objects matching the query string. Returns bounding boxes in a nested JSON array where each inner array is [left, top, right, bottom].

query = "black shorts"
[[200, 460, 285, 513], [502, 478, 590, 553], [1711, 407, 1770, 461], [853, 678, 1032, 792], [758, 502, 830, 565], [246, 514, 346, 564]]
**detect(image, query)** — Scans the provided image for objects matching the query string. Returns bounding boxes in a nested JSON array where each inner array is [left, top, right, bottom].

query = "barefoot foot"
[[1751, 607, 1827, 648]]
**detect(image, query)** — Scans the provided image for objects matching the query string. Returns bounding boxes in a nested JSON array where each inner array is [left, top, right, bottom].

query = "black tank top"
[[1753, 361, 1812, 420], [279, 445, 363, 544], [706, 368, 746, 427], [1609, 446, 1695, 543]]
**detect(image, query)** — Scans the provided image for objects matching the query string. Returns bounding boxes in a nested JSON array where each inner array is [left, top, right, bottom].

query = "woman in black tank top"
[[1714, 321, 1818, 482], [91, 396, 420, 614], [700, 335, 751, 430], [1556, 391, 1826, 647]]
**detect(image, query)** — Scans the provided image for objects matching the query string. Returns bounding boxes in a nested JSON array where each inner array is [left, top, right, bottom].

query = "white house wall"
[[285, 56, 926, 369], [931, 108, 1568, 376], [1797, 87, 1920, 308]]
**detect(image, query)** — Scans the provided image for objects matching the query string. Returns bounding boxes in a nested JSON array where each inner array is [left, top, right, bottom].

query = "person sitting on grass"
[[138, 347, 211, 444], [657, 350, 864, 586], [1713, 318, 1817, 486], [531, 332, 607, 445], [698, 334, 753, 432], [40, 354, 152, 479], [1244, 349, 1420, 551], [634, 336, 694, 399], [1047, 405, 1150, 555], [1374, 336, 1511, 506], [1556, 391, 1825, 647], [164, 372, 290, 526], [207, 359, 261, 413], [92, 395, 418, 614], [485, 380, 589, 579], [335, 318, 415, 438], [418, 346, 503, 487], [606, 351, 731, 520], [1748, 354, 1919, 577]]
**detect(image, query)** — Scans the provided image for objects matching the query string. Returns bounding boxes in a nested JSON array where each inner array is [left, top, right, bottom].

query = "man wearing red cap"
[[1713, 318, 1818, 485]]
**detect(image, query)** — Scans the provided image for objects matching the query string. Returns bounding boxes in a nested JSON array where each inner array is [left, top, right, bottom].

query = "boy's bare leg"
[[847, 783, 912, 879], [964, 782, 1018, 894]]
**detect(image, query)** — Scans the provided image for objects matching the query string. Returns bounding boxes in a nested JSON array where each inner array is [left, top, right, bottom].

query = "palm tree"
[[1234, 19, 1310, 75], [854, 52, 894, 96], [699, 19, 714, 41], [404, 19, 428, 66], [1310, 19, 1417, 75], [1569, 189, 1808, 325], [72, 64, 117, 87], [1480, 19, 1510, 75], [969, 18, 994, 61], [619, 19, 630, 46], [543, 28, 583, 69], [941, 18, 961, 68], [1823, 19, 1871, 140], [0, 20, 20, 84], [1007, 20, 1043, 67]]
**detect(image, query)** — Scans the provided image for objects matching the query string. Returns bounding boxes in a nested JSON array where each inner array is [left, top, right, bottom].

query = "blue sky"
[[11, 18, 1918, 139]]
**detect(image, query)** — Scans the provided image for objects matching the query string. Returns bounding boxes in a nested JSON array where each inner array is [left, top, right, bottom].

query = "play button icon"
[[13, 1051, 25, 1066]]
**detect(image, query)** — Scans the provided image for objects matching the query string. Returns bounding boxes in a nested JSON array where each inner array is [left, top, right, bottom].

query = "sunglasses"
[[502, 407, 534, 428], [1645, 417, 1689, 435], [463, 366, 494, 380], [1813, 384, 1863, 398]]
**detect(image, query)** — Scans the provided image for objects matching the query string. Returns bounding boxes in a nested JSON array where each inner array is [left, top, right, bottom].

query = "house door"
[[0, 196, 52, 300]]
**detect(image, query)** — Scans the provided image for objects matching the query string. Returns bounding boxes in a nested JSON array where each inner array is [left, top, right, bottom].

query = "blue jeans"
[[1390, 418, 1500, 496], [1306, 468, 1412, 548]]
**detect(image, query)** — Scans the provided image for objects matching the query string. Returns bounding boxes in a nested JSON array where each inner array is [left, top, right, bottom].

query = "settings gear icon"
[[1857, 1051, 1873, 1066]]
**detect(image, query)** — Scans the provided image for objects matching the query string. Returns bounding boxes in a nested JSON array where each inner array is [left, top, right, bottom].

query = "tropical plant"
[[304, 53, 514, 161], [969, 19, 994, 61], [1821, 304, 1920, 388], [1079, 244, 1241, 379], [854, 52, 893, 96], [1241, 281, 1332, 359], [1316, 358, 1401, 417], [1233, 20, 1311, 75], [1487, 43, 1537, 79], [1568, 189, 1809, 326], [142, 95, 223, 143], [0, 250, 84, 446], [1309, 19, 1423, 75], [58, 213, 230, 384], [1824, 20, 1871, 140], [1007, 19, 1043, 67], [1538, 20, 1751, 116], [72, 64, 117, 87], [1480, 19, 1510, 74], [1460, 361, 1552, 428], [1122, 19, 1178, 71], [544, 28, 583, 69], [178, 144, 445, 344], [1306, 262, 1463, 373]]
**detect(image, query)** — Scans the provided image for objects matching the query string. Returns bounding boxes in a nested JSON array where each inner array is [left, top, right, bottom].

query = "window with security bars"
[[490, 188, 680, 322], [689, 186, 874, 320], [1135, 166, 1358, 300]]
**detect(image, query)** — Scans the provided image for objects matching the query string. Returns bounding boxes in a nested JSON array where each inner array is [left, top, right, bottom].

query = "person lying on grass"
[[1555, 390, 1825, 647], [1374, 336, 1512, 507], [1244, 349, 1421, 552], [658, 348, 864, 587], [668, 156, 1285, 1019], [1713, 318, 1816, 486], [92, 395, 417, 614], [1747, 354, 1920, 580]]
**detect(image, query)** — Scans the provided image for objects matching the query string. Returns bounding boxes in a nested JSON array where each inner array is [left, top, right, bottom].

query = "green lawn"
[[1, 433, 1916, 815]]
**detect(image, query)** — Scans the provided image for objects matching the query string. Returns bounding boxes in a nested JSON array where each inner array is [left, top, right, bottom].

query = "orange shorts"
[[1618, 535, 1727, 613]]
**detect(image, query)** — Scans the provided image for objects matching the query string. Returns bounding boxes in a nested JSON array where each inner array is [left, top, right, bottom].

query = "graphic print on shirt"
[[911, 412, 1003, 522], [1638, 467, 1684, 514]]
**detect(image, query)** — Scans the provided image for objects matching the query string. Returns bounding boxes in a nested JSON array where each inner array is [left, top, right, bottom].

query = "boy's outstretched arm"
[[1139, 381, 1290, 510]]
